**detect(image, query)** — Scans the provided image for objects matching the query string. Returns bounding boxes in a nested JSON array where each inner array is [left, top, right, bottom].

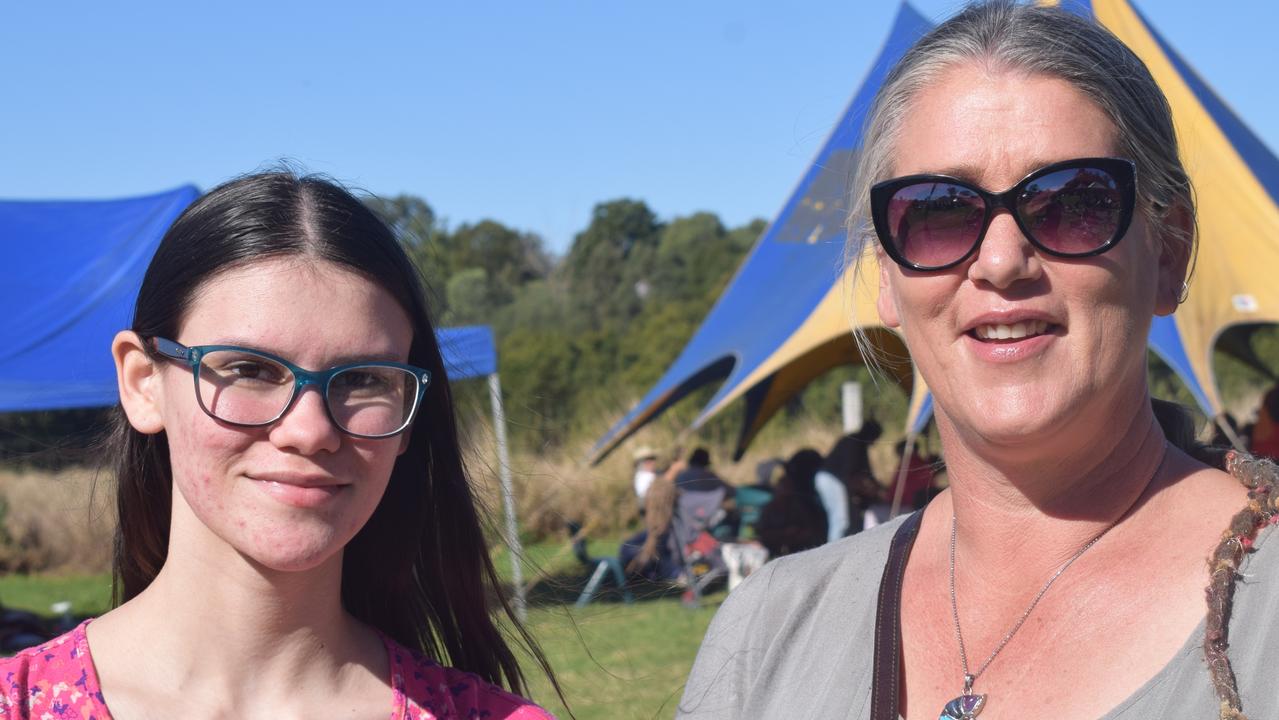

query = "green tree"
[[562, 199, 663, 328], [364, 194, 449, 308]]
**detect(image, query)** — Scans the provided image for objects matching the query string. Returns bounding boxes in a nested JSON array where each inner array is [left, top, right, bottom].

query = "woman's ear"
[[874, 249, 902, 329], [1154, 204, 1194, 317], [113, 331, 166, 434]]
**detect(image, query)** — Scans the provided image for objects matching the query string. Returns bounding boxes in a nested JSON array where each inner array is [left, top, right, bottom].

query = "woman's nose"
[[269, 385, 342, 454], [967, 211, 1043, 288]]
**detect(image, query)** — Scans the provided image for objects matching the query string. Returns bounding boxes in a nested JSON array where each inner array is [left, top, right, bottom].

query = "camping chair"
[[668, 487, 730, 607], [733, 486, 773, 537], [567, 522, 634, 608]]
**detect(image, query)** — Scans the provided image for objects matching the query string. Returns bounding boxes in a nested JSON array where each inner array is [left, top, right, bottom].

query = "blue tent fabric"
[[1, 187, 201, 412], [589, 3, 933, 463], [437, 326, 498, 380], [0, 188, 500, 413]]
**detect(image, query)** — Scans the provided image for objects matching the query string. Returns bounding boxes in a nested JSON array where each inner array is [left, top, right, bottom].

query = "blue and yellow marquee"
[[591, 0, 1279, 464]]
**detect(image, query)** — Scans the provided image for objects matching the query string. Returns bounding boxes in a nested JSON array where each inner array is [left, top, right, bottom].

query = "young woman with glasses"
[[680, 3, 1279, 718], [0, 172, 559, 718]]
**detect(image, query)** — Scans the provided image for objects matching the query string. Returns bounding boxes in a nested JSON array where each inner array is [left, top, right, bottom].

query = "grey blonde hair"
[[847, 1, 1194, 268]]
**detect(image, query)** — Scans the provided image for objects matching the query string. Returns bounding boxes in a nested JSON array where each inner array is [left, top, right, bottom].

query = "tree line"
[[365, 194, 767, 451]]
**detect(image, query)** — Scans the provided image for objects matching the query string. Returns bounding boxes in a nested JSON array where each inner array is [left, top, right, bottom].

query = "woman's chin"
[[945, 398, 1071, 452], [233, 530, 348, 574]]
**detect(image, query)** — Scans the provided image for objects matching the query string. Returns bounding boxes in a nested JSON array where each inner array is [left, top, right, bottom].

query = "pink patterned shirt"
[[0, 620, 553, 719]]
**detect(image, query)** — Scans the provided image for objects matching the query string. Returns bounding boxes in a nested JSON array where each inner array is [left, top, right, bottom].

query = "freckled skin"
[[154, 259, 413, 573]]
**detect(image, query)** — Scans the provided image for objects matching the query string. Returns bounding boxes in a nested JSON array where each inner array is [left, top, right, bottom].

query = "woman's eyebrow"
[[208, 337, 403, 365], [903, 158, 1059, 186]]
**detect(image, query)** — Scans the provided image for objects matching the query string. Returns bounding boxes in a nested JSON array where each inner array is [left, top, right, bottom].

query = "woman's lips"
[[250, 477, 346, 508], [962, 327, 1057, 362]]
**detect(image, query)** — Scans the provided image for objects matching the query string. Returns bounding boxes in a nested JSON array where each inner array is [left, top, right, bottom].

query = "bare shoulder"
[[1161, 447, 1251, 523]]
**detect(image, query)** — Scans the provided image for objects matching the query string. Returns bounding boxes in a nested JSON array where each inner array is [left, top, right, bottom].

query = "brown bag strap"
[[870, 510, 923, 720]]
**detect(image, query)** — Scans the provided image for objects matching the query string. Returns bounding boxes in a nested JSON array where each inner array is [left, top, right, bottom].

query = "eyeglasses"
[[152, 337, 431, 439], [870, 157, 1136, 271]]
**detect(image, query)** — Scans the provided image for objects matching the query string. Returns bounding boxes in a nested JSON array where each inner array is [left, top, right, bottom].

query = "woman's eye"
[[225, 361, 282, 382], [335, 371, 387, 390]]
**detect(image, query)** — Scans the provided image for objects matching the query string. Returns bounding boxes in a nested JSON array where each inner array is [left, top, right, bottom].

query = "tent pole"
[[1214, 413, 1247, 452], [889, 432, 916, 519], [488, 372, 526, 621]]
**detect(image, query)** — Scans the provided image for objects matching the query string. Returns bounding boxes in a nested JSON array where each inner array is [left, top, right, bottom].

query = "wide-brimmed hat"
[[632, 446, 658, 462]]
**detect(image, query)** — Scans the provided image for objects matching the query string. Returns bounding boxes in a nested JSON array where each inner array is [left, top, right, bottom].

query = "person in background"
[[621, 456, 684, 580], [632, 446, 659, 509], [753, 457, 785, 489], [674, 447, 736, 496], [818, 420, 884, 538], [1250, 386, 1279, 459], [884, 437, 938, 513], [754, 449, 828, 558]]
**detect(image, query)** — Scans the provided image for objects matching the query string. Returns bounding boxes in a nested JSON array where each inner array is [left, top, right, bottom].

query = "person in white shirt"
[[812, 468, 849, 543], [632, 446, 659, 506]]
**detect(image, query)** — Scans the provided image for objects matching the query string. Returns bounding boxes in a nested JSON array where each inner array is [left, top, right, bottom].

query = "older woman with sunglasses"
[[679, 3, 1279, 719], [0, 172, 559, 718]]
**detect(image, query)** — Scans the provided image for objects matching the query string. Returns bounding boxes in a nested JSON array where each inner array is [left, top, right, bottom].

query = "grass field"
[[0, 534, 721, 720]]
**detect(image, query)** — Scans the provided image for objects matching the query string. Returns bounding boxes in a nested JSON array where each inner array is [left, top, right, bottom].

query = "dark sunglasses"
[[870, 157, 1136, 271]]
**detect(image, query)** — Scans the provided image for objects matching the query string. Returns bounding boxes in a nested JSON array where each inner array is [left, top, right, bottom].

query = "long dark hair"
[[106, 170, 555, 696]]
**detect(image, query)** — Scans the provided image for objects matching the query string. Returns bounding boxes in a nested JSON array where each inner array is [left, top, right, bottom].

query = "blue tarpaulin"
[[1, 186, 201, 412]]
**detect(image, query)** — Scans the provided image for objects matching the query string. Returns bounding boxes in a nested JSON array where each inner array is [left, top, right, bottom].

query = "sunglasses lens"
[[1017, 166, 1125, 255], [885, 182, 985, 268]]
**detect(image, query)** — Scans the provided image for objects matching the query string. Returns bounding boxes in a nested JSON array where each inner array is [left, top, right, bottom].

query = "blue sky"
[[3, 1, 1274, 254]]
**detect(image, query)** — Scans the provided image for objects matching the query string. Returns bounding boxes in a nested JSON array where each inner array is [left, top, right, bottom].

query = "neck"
[[111, 510, 375, 694], [938, 396, 1169, 574]]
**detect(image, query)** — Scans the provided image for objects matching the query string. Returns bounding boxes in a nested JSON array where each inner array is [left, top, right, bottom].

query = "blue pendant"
[[939, 693, 986, 719]]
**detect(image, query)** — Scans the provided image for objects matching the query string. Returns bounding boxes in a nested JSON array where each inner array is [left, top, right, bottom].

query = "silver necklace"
[[940, 448, 1166, 720]]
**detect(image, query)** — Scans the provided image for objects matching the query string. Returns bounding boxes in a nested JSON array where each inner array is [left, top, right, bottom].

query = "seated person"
[[755, 449, 828, 558]]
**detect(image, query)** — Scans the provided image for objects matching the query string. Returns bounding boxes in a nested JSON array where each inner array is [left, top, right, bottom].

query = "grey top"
[[677, 514, 1279, 719]]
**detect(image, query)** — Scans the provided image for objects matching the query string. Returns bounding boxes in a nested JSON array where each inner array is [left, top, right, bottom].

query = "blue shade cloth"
[[0, 186, 499, 413], [437, 325, 497, 380], [1, 186, 201, 412]]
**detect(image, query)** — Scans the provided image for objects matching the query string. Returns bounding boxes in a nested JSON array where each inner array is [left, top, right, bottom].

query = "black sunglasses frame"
[[870, 156, 1137, 272]]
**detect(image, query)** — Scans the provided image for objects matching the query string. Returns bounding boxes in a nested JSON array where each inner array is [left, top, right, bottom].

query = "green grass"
[[0, 572, 112, 617], [0, 536, 718, 720], [522, 594, 721, 719]]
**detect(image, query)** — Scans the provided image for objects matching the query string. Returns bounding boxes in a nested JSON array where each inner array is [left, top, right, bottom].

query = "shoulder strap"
[[869, 510, 924, 720]]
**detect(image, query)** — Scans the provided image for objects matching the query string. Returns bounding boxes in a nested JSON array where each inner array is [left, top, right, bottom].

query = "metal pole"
[[488, 373, 526, 621], [1214, 413, 1247, 452], [889, 432, 916, 519]]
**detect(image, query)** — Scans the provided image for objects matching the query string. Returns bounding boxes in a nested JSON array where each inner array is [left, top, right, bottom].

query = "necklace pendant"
[[939, 693, 986, 719]]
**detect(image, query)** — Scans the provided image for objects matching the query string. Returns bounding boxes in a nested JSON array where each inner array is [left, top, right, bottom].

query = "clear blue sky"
[[3, 1, 1274, 254]]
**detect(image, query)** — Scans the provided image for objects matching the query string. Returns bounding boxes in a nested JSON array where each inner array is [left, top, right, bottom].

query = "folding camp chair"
[[567, 522, 635, 608], [668, 487, 729, 607], [733, 486, 773, 537]]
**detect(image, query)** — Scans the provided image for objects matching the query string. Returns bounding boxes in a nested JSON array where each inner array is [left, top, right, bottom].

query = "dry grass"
[[462, 413, 919, 541], [0, 466, 115, 574], [0, 410, 919, 577]]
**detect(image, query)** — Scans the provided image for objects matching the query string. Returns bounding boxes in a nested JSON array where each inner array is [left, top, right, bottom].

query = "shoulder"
[[1220, 522, 1279, 714], [0, 620, 103, 719], [385, 638, 553, 720], [679, 516, 909, 717], [742, 514, 904, 611]]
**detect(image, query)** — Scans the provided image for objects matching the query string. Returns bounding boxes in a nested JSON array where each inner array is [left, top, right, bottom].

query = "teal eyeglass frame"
[[152, 337, 431, 439]]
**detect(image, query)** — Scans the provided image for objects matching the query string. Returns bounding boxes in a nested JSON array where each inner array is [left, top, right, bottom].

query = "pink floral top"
[[0, 620, 554, 719]]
